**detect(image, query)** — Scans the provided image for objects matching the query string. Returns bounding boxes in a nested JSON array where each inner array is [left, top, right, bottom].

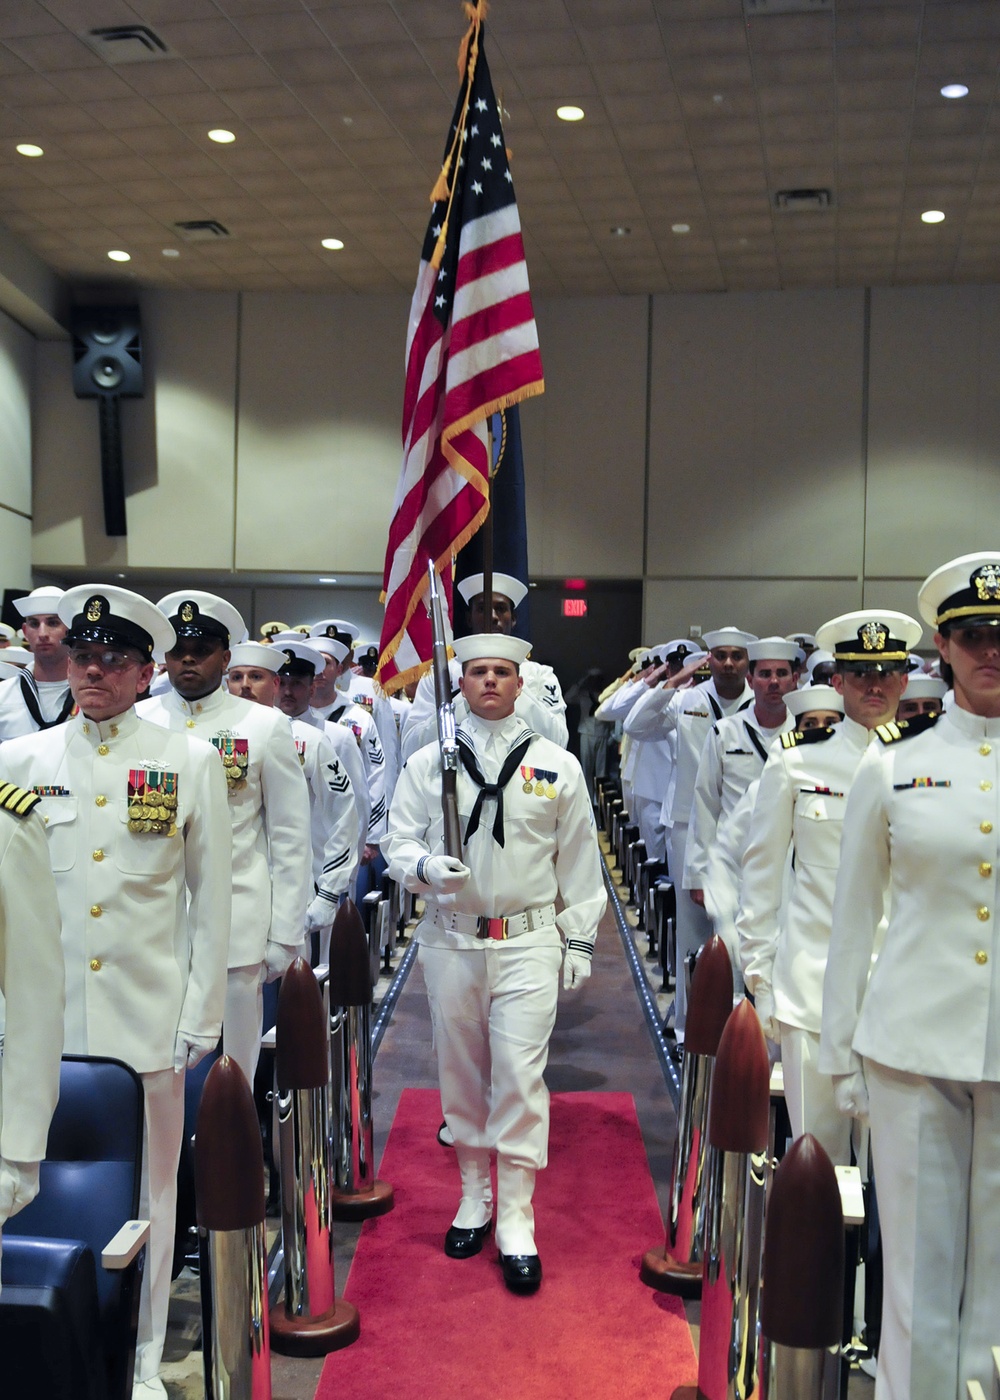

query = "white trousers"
[[865, 1059, 1000, 1400], [668, 822, 712, 1033], [134, 1068, 186, 1384], [223, 964, 264, 1086], [632, 793, 667, 862], [419, 941, 561, 1249], [779, 1024, 852, 1167]]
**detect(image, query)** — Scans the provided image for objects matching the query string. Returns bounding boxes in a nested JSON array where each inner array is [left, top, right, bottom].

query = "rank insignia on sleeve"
[[520, 765, 557, 799], [0, 782, 41, 817], [211, 733, 249, 792], [128, 768, 178, 835]]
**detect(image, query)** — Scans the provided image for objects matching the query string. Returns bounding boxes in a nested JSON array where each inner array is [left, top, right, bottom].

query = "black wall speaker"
[[71, 305, 144, 537]]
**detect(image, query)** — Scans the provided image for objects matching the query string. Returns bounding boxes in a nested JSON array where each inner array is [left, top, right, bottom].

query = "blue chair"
[[1, 1055, 149, 1400]]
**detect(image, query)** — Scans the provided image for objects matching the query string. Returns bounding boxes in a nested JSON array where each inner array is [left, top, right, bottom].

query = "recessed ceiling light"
[[556, 105, 585, 122], [672, 223, 691, 234], [610, 225, 631, 237], [319, 577, 338, 583], [16, 143, 43, 158], [921, 210, 946, 224], [107, 249, 131, 262], [712, 94, 724, 105], [207, 128, 236, 144], [321, 238, 345, 250], [941, 83, 969, 99], [161, 248, 180, 258]]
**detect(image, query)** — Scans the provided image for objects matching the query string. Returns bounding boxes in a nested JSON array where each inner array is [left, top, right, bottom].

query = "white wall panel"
[[644, 576, 863, 647], [235, 294, 408, 574], [0, 309, 32, 517], [866, 284, 1000, 580], [647, 290, 866, 579], [521, 297, 646, 578]]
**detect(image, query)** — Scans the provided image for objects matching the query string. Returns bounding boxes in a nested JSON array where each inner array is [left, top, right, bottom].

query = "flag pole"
[[482, 415, 494, 627]]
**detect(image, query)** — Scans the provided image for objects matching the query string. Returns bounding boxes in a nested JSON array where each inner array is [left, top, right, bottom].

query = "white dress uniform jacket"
[[319, 697, 387, 844], [139, 687, 311, 969], [402, 656, 569, 762], [0, 795, 65, 1220], [384, 712, 605, 951], [346, 674, 402, 803], [0, 708, 232, 1070], [739, 715, 877, 1033], [300, 708, 370, 865], [684, 709, 793, 891], [288, 717, 359, 902]]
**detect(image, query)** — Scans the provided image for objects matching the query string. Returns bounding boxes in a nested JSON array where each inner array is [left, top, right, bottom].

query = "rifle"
[[426, 560, 463, 858]]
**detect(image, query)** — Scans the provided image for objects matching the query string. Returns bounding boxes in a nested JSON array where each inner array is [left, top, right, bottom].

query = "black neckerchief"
[[708, 691, 751, 722], [743, 720, 770, 763], [18, 673, 74, 731], [456, 728, 535, 848]]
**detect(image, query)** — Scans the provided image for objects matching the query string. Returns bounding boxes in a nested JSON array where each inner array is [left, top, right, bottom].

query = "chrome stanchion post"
[[195, 1056, 271, 1400], [328, 898, 394, 1220], [270, 959, 360, 1355]]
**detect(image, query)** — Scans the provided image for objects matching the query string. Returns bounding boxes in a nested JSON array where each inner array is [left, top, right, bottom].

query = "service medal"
[[534, 781, 545, 796], [546, 784, 557, 800], [523, 780, 533, 793]]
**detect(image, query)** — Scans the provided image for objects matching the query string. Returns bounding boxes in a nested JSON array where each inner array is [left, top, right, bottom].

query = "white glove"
[[562, 946, 593, 990], [420, 854, 471, 894], [172, 1030, 218, 1074], [306, 891, 339, 932], [753, 985, 779, 1043], [833, 1069, 870, 1123], [0, 1159, 40, 1223], [264, 941, 301, 983]]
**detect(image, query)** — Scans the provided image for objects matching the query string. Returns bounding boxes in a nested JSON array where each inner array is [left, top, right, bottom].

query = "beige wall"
[[0, 307, 34, 596], [28, 283, 1000, 649]]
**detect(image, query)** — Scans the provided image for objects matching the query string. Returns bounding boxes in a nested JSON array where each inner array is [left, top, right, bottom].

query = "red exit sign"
[[562, 597, 588, 618]]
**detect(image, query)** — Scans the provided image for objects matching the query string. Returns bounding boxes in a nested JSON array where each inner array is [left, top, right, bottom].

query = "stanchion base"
[[330, 1178, 394, 1221], [639, 1246, 702, 1298], [269, 1298, 360, 1356]]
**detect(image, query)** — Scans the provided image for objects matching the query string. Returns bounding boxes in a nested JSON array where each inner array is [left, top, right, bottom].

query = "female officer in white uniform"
[[822, 552, 1000, 1400]]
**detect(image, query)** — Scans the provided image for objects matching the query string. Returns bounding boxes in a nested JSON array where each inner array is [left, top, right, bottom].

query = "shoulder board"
[[876, 712, 941, 745], [0, 781, 41, 818], [781, 726, 835, 749]]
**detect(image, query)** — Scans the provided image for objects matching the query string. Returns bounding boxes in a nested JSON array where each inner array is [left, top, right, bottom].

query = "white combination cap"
[[156, 590, 247, 651], [456, 572, 528, 609], [309, 618, 359, 646], [62, 585, 176, 659], [918, 552, 1000, 630], [815, 610, 922, 669]]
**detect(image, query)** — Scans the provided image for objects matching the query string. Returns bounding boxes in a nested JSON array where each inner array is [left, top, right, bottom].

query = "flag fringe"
[[429, 1, 486, 267]]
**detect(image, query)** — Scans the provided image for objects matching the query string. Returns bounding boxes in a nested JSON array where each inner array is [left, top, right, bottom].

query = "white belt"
[[426, 902, 558, 941]]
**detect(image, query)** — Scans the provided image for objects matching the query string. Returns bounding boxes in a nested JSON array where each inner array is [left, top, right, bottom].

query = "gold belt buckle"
[[478, 916, 508, 941]]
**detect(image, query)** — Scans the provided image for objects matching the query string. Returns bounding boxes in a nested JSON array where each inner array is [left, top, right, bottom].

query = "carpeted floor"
[[316, 1087, 697, 1400]]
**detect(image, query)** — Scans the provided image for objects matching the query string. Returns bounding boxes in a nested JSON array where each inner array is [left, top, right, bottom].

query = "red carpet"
[[317, 1088, 697, 1400]]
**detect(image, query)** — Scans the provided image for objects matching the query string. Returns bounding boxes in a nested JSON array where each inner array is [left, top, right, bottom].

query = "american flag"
[[376, 7, 544, 695]]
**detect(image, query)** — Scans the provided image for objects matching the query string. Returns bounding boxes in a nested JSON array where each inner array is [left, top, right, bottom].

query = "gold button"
[[982, 744, 993, 756], [982, 780, 993, 792], [89, 958, 101, 972], [976, 950, 989, 965], [982, 862, 994, 877], [186, 719, 196, 729], [98, 743, 109, 755], [92, 849, 104, 862], [95, 794, 107, 807], [43, 815, 49, 824], [978, 906, 990, 921], [983, 821, 994, 834], [90, 904, 102, 918]]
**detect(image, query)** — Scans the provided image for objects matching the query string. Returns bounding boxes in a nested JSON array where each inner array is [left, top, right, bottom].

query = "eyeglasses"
[[68, 647, 141, 672]]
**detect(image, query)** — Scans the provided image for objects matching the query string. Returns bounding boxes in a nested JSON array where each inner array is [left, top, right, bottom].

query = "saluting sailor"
[[821, 555, 1000, 1400], [0, 585, 74, 740], [383, 633, 605, 1294], [400, 572, 570, 760], [625, 626, 756, 1045], [0, 585, 233, 1398], [139, 591, 312, 1083], [226, 640, 360, 963], [738, 608, 921, 1164]]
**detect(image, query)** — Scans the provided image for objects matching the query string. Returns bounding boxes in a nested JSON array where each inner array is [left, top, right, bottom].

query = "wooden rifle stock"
[[426, 561, 463, 859]]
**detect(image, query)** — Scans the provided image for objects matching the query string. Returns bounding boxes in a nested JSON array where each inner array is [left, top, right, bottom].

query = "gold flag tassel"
[[428, 0, 489, 270]]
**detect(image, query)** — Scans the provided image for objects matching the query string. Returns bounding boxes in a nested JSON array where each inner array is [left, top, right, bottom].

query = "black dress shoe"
[[444, 1220, 492, 1258], [498, 1251, 542, 1293]]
